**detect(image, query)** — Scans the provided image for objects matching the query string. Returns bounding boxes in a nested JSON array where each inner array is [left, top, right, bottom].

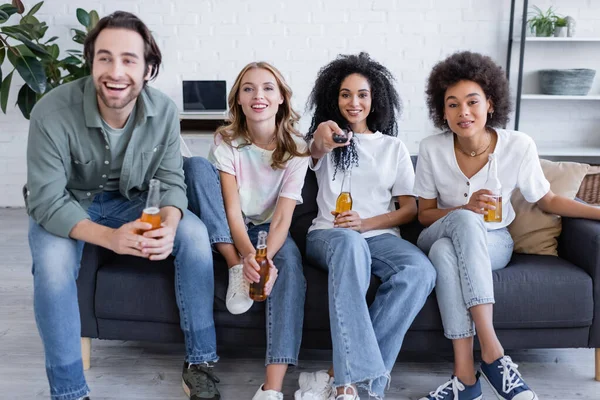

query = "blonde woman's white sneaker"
[[225, 264, 253, 314], [252, 384, 284, 400]]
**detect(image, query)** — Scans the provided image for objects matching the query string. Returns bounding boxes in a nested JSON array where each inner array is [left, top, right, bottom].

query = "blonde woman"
[[183, 61, 310, 400]]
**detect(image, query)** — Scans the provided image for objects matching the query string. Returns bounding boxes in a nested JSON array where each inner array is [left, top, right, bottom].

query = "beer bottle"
[[334, 168, 353, 217], [249, 230, 270, 302], [484, 154, 502, 223], [139, 179, 162, 231]]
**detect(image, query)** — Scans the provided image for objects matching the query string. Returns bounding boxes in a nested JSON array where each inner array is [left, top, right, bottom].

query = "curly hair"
[[426, 51, 511, 130], [305, 52, 402, 176], [216, 61, 309, 169]]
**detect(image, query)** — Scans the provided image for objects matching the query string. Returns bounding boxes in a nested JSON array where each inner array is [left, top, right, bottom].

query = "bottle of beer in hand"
[[139, 179, 162, 232], [484, 154, 502, 223], [249, 231, 270, 302], [334, 168, 353, 217]]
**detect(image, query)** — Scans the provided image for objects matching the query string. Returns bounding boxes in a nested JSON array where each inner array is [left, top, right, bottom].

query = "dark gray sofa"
[[77, 168, 600, 380]]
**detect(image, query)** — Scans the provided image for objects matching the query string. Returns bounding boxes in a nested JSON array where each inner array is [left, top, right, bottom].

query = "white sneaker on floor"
[[335, 384, 360, 400], [295, 370, 336, 399], [252, 384, 284, 400], [225, 264, 253, 314]]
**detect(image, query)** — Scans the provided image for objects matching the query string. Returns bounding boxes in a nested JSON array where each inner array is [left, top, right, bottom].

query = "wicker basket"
[[539, 69, 596, 95], [577, 172, 600, 205]]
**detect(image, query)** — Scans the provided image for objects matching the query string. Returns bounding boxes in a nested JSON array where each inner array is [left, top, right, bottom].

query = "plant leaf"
[[0, 9, 9, 23], [11, 0, 24, 14], [61, 55, 80, 65], [7, 44, 35, 67], [76, 8, 90, 27], [20, 15, 39, 25], [1, 24, 34, 40], [44, 35, 58, 44], [17, 83, 36, 119], [5, 32, 49, 56], [0, 70, 13, 114], [88, 10, 99, 30], [15, 56, 46, 93], [47, 43, 59, 59], [0, 46, 5, 65], [26, 1, 44, 18], [0, 4, 18, 15]]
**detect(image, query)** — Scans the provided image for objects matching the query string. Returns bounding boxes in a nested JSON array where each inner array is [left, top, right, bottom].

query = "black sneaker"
[[182, 361, 221, 399]]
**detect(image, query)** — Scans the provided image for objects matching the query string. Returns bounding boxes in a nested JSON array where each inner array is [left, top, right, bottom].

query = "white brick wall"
[[1, 0, 600, 207]]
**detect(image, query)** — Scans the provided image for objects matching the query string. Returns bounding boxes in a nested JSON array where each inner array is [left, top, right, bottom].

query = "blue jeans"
[[417, 209, 514, 339], [184, 156, 306, 365], [28, 191, 216, 400], [306, 229, 436, 398]]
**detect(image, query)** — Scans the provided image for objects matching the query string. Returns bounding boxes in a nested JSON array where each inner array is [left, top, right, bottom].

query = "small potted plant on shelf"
[[527, 5, 556, 37], [553, 16, 568, 37]]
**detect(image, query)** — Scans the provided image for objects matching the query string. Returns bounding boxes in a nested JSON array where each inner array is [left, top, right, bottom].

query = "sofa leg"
[[596, 348, 600, 382], [81, 337, 91, 371]]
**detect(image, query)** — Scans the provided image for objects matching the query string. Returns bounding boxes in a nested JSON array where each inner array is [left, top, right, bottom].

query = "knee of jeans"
[[176, 212, 211, 252], [446, 209, 485, 230], [184, 156, 216, 178], [428, 238, 458, 273], [329, 228, 367, 252], [32, 238, 79, 290], [274, 240, 304, 276]]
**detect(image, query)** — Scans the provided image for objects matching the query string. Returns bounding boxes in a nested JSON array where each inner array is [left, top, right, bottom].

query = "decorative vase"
[[566, 16, 576, 37], [554, 26, 567, 37]]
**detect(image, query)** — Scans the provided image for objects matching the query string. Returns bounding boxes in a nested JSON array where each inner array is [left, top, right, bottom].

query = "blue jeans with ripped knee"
[[306, 228, 436, 398]]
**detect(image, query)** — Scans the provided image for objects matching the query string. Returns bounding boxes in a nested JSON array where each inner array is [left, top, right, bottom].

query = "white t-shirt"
[[209, 134, 309, 226], [413, 129, 551, 230], [309, 131, 416, 239]]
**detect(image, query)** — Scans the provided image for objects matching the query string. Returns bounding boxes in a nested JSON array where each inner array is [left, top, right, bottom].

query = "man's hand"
[[107, 220, 154, 258], [310, 121, 353, 159], [141, 222, 176, 261], [332, 210, 363, 232]]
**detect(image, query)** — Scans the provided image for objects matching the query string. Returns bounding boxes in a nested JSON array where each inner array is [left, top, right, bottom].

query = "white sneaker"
[[295, 370, 336, 400], [225, 264, 253, 314], [252, 384, 284, 400], [335, 384, 360, 400]]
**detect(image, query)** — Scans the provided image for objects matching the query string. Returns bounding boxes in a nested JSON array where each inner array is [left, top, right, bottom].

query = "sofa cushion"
[[96, 255, 267, 328], [302, 254, 593, 332], [509, 159, 589, 256], [492, 253, 593, 329]]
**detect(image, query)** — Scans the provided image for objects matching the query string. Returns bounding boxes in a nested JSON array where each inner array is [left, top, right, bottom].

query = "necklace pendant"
[[470, 151, 476, 157]]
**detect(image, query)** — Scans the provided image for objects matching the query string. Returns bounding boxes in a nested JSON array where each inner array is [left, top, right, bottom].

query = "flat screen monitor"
[[182, 80, 227, 112]]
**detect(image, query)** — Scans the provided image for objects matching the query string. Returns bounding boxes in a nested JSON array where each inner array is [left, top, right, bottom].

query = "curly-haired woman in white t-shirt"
[[416, 51, 600, 400]]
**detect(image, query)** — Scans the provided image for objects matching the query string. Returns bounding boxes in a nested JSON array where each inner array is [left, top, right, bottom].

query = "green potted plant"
[[0, 0, 100, 119], [553, 16, 568, 37], [527, 5, 556, 37]]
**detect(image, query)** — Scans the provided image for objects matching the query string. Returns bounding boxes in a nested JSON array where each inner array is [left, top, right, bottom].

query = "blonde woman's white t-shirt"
[[308, 131, 416, 239], [209, 134, 309, 226], [413, 129, 551, 230]]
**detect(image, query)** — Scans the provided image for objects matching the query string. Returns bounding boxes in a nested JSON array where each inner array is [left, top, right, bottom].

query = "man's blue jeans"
[[28, 191, 216, 400], [306, 229, 436, 398]]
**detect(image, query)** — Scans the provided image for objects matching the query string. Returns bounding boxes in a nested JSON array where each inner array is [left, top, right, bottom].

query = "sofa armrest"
[[558, 217, 600, 347], [77, 244, 115, 338]]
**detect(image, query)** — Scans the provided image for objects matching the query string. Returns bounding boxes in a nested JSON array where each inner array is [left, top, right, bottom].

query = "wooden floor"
[[0, 208, 597, 399]]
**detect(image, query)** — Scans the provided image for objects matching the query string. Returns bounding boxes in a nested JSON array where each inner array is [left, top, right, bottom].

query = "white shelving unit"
[[515, 37, 600, 42], [507, 1, 600, 161], [521, 94, 600, 100]]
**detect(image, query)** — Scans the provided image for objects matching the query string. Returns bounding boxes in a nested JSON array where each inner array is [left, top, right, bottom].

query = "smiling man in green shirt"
[[25, 11, 220, 400]]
